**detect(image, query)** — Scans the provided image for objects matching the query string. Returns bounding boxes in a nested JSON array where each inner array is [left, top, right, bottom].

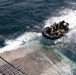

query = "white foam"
[[45, 9, 76, 29], [0, 32, 41, 53]]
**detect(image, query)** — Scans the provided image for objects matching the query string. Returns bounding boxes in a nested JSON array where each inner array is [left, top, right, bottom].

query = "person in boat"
[[49, 22, 62, 35], [50, 21, 64, 32], [49, 20, 69, 35], [58, 20, 69, 30], [54, 29, 65, 37], [49, 23, 57, 34], [63, 22, 69, 30], [58, 20, 65, 29]]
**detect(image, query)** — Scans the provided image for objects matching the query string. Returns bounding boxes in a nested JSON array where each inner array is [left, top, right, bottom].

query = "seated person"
[[63, 22, 69, 30], [50, 22, 58, 31], [52, 21, 65, 31], [58, 20, 65, 29], [49, 24, 56, 34], [54, 29, 65, 37], [58, 20, 69, 30], [49, 20, 69, 35]]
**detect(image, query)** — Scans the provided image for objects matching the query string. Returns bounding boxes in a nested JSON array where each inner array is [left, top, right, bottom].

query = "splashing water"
[[0, 32, 41, 53], [45, 9, 76, 29]]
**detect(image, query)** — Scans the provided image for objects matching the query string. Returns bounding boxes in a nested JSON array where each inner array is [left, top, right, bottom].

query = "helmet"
[[63, 22, 69, 26]]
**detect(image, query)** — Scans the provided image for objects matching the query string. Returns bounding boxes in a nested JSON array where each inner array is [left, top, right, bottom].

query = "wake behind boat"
[[42, 20, 69, 40]]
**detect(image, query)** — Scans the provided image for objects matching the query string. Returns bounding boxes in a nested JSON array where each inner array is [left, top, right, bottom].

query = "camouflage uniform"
[[49, 24, 57, 34]]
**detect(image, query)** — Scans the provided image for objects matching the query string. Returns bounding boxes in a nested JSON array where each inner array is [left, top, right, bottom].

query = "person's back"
[[55, 23, 59, 30], [58, 20, 65, 29], [63, 22, 69, 30]]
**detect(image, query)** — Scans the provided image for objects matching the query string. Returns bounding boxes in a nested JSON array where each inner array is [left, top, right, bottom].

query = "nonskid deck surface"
[[0, 56, 27, 75], [0, 43, 74, 75]]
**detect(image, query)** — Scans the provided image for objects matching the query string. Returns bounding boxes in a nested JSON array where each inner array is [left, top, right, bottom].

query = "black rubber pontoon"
[[42, 27, 64, 40]]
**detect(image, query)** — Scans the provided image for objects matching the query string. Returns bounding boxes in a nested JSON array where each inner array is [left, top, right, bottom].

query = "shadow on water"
[[39, 36, 55, 46]]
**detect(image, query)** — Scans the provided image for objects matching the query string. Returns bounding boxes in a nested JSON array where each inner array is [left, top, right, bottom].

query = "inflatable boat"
[[42, 21, 69, 40]]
